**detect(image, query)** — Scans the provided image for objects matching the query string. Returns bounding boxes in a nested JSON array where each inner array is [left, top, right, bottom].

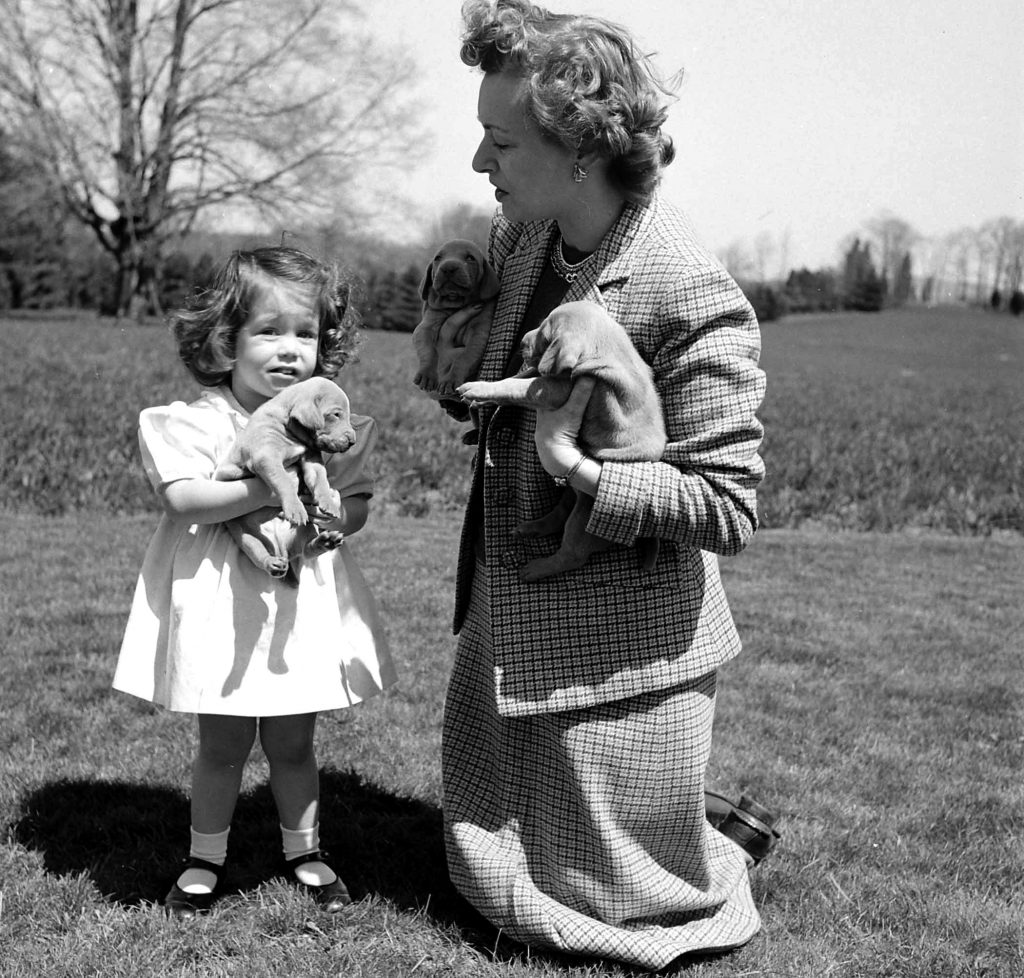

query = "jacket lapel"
[[559, 200, 654, 306], [479, 223, 551, 384], [480, 200, 657, 379]]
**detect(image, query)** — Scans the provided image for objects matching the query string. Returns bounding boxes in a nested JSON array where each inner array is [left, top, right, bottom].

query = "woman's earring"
[[572, 161, 589, 183]]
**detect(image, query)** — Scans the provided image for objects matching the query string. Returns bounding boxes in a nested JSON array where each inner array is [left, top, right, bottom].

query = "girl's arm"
[[160, 476, 277, 524]]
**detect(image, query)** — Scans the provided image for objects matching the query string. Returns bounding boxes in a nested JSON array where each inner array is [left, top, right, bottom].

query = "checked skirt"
[[442, 564, 761, 970]]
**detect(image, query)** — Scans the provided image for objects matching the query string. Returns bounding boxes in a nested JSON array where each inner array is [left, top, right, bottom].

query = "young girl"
[[113, 246, 395, 917]]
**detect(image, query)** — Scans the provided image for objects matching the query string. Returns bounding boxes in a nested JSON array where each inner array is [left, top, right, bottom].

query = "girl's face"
[[231, 277, 320, 413], [472, 71, 577, 225]]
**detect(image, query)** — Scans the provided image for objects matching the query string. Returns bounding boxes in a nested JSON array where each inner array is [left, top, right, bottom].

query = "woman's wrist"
[[551, 452, 602, 496], [553, 454, 586, 488]]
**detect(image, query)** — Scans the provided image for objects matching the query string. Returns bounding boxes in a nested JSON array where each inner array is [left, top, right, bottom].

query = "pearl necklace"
[[549, 233, 595, 283]]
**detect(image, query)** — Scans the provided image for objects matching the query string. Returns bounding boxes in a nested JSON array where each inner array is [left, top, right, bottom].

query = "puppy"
[[412, 238, 499, 398], [214, 377, 356, 584], [458, 301, 666, 582]]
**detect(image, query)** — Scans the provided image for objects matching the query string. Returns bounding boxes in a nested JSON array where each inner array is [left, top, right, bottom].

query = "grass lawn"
[[1, 511, 1021, 977]]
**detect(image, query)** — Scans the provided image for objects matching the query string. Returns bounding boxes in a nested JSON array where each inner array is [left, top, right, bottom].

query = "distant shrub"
[[1010, 290, 1024, 316], [741, 282, 788, 322], [784, 267, 839, 314]]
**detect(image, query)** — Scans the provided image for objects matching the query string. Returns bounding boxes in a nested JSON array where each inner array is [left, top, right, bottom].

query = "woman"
[[441, 0, 769, 968]]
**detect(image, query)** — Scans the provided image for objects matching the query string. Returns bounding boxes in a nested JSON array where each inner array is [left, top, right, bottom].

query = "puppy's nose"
[[319, 428, 356, 453], [437, 260, 466, 279]]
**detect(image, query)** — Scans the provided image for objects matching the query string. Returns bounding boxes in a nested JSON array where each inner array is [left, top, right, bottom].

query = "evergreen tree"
[[842, 239, 884, 312], [893, 252, 914, 306]]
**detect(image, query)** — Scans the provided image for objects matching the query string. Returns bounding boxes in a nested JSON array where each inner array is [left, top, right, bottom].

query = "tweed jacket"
[[453, 195, 766, 717]]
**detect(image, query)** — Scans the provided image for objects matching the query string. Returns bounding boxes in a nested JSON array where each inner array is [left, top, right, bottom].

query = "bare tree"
[[864, 211, 918, 292], [428, 203, 496, 253], [718, 239, 754, 283], [1006, 222, 1024, 297], [979, 216, 1020, 298], [0, 0, 420, 317], [945, 227, 977, 303], [752, 229, 775, 285]]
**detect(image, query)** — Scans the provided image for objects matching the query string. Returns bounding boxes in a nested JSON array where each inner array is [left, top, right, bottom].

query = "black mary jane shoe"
[[706, 790, 782, 866], [284, 850, 352, 912], [164, 856, 226, 918]]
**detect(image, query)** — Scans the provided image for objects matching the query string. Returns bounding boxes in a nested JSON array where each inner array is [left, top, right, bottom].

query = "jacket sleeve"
[[587, 262, 766, 556]]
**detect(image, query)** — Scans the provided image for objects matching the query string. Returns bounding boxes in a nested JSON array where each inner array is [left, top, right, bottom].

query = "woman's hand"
[[532, 376, 596, 476]]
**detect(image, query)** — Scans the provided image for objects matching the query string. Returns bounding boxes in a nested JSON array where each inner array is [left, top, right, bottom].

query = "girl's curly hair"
[[460, 0, 679, 203], [168, 247, 360, 387]]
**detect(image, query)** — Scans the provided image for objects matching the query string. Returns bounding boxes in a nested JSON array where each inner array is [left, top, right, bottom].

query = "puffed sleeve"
[[137, 402, 227, 491], [325, 414, 378, 498]]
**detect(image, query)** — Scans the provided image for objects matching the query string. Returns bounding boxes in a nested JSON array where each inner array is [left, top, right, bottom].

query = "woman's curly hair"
[[460, 0, 679, 203], [168, 246, 360, 387]]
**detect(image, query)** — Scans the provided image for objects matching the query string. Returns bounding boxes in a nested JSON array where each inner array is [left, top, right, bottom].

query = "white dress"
[[113, 386, 396, 716]]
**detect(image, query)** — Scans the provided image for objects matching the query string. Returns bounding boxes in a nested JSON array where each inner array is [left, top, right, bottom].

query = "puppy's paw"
[[312, 489, 342, 519], [305, 530, 345, 558], [456, 381, 491, 405], [266, 557, 290, 578], [280, 500, 309, 526]]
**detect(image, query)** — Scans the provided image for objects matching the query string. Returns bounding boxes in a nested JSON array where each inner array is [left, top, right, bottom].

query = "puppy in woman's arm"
[[458, 301, 666, 581], [412, 238, 499, 397]]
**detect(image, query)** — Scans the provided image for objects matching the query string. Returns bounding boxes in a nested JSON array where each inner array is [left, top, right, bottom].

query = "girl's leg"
[[259, 712, 319, 830], [192, 714, 257, 832], [260, 713, 350, 909], [167, 714, 256, 912]]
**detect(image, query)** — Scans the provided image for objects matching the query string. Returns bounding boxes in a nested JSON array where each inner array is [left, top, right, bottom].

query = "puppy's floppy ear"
[[476, 256, 500, 301], [535, 322, 581, 377], [288, 389, 326, 438], [419, 259, 435, 301]]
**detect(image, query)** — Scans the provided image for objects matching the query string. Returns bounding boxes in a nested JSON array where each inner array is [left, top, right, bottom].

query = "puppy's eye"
[[465, 254, 477, 263]]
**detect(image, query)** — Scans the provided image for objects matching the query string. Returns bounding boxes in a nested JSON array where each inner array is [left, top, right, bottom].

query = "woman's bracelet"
[[553, 454, 586, 489]]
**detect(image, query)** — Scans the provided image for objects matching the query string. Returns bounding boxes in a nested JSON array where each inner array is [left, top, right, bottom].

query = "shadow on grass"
[[9, 767, 450, 906], [10, 767, 724, 974], [8, 767, 519, 957]]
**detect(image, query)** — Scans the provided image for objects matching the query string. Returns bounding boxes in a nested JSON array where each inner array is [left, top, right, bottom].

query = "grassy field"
[[1, 305, 1022, 533], [1, 306, 1023, 976], [1, 512, 1022, 977]]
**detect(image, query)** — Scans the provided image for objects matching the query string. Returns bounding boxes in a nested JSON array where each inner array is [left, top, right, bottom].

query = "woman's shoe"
[[716, 793, 782, 865], [704, 788, 735, 829], [164, 856, 225, 918], [284, 850, 352, 912]]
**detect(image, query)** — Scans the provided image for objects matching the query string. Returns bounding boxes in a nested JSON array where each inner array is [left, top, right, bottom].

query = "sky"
[[364, 0, 1024, 271]]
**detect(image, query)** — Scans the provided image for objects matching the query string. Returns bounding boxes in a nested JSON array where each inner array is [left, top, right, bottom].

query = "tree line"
[[724, 212, 1024, 321], [1, 1, 1020, 326]]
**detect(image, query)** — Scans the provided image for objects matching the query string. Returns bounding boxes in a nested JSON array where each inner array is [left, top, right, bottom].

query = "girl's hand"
[[302, 490, 342, 526], [301, 493, 370, 536], [533, 376, 596, 476]]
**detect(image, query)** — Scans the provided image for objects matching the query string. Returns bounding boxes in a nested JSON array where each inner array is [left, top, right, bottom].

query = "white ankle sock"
[[281, 823, 337, 886], [178, 827, 229, 895]]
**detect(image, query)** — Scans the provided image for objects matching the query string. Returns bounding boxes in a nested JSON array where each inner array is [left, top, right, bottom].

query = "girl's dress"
[[113, 385, 396, 716]]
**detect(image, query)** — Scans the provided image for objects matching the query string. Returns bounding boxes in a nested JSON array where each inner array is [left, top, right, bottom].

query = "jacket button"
[[492, 490, 510, 506]]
